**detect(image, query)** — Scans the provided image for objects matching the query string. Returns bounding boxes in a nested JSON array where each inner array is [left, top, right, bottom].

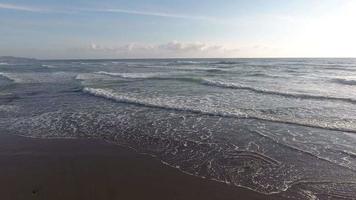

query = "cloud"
[[159, 41, 209, 51], [0, 3, 46, 12], [90, 43, 154, 52], [86, 8, 213, 21], [0, 2, 213, 21], [88, 41, 238, 58]]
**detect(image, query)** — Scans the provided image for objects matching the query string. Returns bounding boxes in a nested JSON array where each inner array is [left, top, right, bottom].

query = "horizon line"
[[2, 56, 356, 61]]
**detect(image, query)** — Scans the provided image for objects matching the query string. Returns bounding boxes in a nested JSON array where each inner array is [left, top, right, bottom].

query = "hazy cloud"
[[0, 3, 46, 12], [0, 2, 213, 21], [86, 8, 213, 21], [88, 41, 238, 58]]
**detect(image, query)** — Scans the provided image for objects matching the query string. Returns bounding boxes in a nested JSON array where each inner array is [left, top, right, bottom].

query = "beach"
[[0, 133, 283, 200], [1, 58, 356, 199]]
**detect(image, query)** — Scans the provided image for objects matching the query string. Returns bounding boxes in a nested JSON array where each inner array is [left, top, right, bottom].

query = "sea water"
[[1, 58, 356, 199]]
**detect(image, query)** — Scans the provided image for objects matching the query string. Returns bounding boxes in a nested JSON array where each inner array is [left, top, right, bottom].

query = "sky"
[[0, 0, 356, 59]]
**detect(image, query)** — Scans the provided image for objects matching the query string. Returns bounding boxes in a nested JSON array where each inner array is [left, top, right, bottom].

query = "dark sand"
[[0, 133, 284, 200]]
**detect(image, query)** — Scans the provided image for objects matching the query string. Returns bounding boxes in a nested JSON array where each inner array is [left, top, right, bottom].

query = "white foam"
[[41, 64, 56, 68], [96, 71, 157, 79], [0, 105, 19, 112], [82, 73, 356, 105], [201, 79, 356, 104], [75, 73, 106, 80], [82, 87, 246, 118], [0, 72, 75, 83], [82, 87, 356, 134], [333, 77, 356, 86], [300, 190, 319, 200], [95, 71, 187, 79]]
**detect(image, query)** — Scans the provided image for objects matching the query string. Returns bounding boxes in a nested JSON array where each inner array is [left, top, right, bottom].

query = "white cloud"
[[0, 3, 45, 12], [88, 41, 238, 58], [159, 41, 217, 52], [87, 8, 213, 21], [0, 2, 213, 21]]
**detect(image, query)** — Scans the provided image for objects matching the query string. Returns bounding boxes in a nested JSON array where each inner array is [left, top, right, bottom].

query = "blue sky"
[[0, 0, 355, 59]]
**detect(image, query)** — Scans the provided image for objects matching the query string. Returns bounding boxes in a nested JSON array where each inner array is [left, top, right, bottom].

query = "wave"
[[0, 72, 75, 83], [76, 73, 106, 80], [0, 62, 9, 65], [90, 71, 356, 104], [0, 72, 14, 82], [111, 61, 125, 64], [94, 71, 208, 85], [323, 67, 356, 72], [245, 72, 284, 78], [205, 68, 226, 73], [82, 87, 356, 134], [200, 79, 356, 104], [169, 66, 229, 72], [332, 78, 356, 86], [95, 71, 189, 79], [82, 87, 236, 117], [41, 64, 56, 68], [177, 60, 242, 65], [0, 105, 19, 113], [96, 71, 161, 79], [172, 60, 241, 64], [214, 61, 241, 65], [174, 60, 206, 65]]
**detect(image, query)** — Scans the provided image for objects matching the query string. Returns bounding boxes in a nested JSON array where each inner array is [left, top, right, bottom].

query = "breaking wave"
[[41, 64, 57, 68], [82, 87, 245, 117], [0, 72, 76, 83], [82, 87, 356, 133], [332, 78, 356, 86], [201, 79, 356, 104], [94, 71, 356, 104], [95, 71, 187, 79]]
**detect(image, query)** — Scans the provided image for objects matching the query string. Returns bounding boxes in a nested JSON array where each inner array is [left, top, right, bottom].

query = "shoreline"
[[0, 133, 286, 200]]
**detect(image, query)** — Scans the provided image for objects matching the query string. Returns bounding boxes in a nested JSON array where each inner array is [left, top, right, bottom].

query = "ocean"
[[1, 58, 356, 199]]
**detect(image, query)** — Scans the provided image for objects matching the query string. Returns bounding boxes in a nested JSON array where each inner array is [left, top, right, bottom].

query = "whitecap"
[[0, 72, 75, 83], [332, 78, 356, 86]]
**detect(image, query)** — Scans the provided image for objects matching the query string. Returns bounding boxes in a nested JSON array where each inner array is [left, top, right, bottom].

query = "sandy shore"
[[0, 133, 284, 200]]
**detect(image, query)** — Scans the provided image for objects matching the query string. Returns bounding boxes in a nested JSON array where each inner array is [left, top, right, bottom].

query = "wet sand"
[[0, 133, 283, 200]]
